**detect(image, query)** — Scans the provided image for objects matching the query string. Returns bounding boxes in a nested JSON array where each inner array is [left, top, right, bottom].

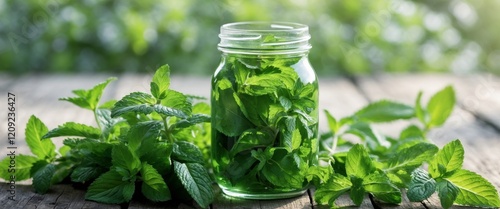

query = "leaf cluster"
[[211, 56, 319, 191], [0, 65, 213, 208], [314, 86, 500, 208]]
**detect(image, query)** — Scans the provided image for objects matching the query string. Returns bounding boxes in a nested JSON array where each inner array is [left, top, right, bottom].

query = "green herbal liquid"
[[211, 54, 319, 199]]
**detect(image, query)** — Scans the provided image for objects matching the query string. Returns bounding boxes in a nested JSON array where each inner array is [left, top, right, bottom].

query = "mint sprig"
[[0, 65, 213, 207], [315, 85, 500, 208]]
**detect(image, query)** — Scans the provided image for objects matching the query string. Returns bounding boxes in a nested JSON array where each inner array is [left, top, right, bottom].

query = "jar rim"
[[218, 21, 311, 54]]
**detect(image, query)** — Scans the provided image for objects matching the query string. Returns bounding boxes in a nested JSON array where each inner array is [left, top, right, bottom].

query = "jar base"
[[220, 186, 307, 200]]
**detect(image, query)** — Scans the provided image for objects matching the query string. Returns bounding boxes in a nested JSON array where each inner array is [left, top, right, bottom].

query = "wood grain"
[[0, 74, 499, 209]]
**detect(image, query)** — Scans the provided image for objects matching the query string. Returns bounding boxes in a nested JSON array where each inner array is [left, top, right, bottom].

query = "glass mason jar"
[[211, 22, 319, 199]]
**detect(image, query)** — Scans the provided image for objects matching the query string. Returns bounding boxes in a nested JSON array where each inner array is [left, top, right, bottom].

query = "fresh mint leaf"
[[262, 151, 305, 189], [173, 161, 214, 208], [95, 108, 124, 140], [43, 122, 101, 139], [126, 121, 162, 151], [32, 163, 56, 194], [407, 168, 436, 202], [150, 65, 170, 100], [240, 72, 295, 96], [353, 100, 415, 123], [305, 165, 334, 184], [213, 78, 253, 136], [111, 92, 156, 117], [171, 114, 210, 129], [399, 125, 425, 141], [25, 115, 55, 159], [153, 104, 188, 119], [236, 94, 271, 127], [324, 110, 339, 135], [85, 170, 135, 204], [279, 96, 292, 111], [345, 122, 385, 152], [141, 163, 171, 202], [139, 142, 172, 175], [436, 180, 459, 209], [71, 166, 107, 183], [314, 173, 352, 205], [231, 128, 274, 156], [60, 77, 116, 110], [172, 141, 205, 164], [350, 176, 365, 206], [363, 172, 401, 204], [386, 142, 438, 171], [0, 154, 38, 181], [346, 144, 375, 179], [112, 144, 141, 175], [51, 162, 72, 184], [160, 90, 192, 116], [446, 169, 500, 208], [415, 91, 427, 125], [429, 139, 464, 178], [426, 86, 455, 128]]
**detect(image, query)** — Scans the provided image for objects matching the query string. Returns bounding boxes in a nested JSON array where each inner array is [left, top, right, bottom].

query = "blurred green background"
[[1, 0, 499, 75]]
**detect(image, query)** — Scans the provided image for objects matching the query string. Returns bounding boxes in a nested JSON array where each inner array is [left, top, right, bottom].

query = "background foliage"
[[1, 0, 499, 75]]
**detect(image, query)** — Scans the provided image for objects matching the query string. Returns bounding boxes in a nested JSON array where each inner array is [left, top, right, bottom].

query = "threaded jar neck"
[[218, 22, 311, 55]]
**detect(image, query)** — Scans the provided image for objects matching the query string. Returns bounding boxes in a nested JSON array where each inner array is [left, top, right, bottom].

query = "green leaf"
[[51, 162, 72, 184], [346, 144, 375, 179], [305, 165, 334, 184], [139, 142, 172, 175], [429, 139, 464, 178], [279, 116, 302, 152], [173, 162, 214, 208], [153, 104, 188, 119], [150, 65, 171, 100], [415, 91, 427, 125], [60, 77, 116, 110], [354, 100, 415, 123], [407, 169, 436, 202], [160, 90, 192, 116], [111, 92, 156, 117], [240, 72, 295, 96], [446, 169, 500, 208], [126, 121, 162, 151], [345, 122, 385, 152], [43, 122, 101, 139], [0, 154, 38, 181], [172, 141, 205, 164], [95, 108, 124, 140], [32, 163, 56, 194], [112, 144, 141, 175], [426, 86, 455, 128], [363, 173, 401, 204], [436, 180, 459, 209], [314, 174, 352, 205], [25, 115, 55, 159], [171, 114, 210, 129], [386, 142, 438, 171], [141, 163, 171, 202], [85, 170, 136, 204], [230, 128, 274, 156], [262, 151, 305, 189], [324, 110, 338, 135], [350, 176, 365, 206], [71, 166, 107, 183], [213, 78, 253, 136]]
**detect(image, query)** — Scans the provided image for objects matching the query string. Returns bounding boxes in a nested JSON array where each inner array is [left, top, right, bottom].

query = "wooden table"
[[1, 73, 499, 209]]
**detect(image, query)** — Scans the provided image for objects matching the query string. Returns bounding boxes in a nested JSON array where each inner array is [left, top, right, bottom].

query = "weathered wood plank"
[[0, 184, 120, 209]]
